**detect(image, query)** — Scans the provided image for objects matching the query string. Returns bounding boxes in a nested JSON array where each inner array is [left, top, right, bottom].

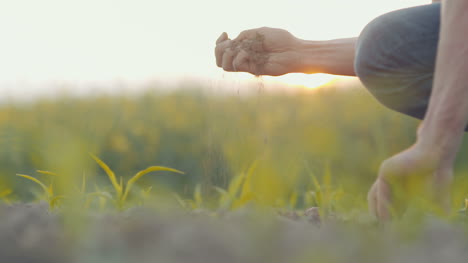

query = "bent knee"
[[354, 10, 409, 85], [355, 4, 439, 83], [354, 5, 439, 117], [354, 13, 408, 113]]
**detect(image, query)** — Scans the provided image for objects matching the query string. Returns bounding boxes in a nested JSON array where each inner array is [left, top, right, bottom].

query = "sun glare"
[[276, 73, 338, 89]]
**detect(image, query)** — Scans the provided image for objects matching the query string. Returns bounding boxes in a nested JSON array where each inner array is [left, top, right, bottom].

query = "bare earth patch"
[[1, 203, 467, 263]]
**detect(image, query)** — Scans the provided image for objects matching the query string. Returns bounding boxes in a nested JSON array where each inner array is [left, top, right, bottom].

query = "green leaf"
[[90, 154, 122, 197], [122, 166, 184, 202], [50, 195, 64, 208], [238, 160, 258, 206], [16, 174, 52, 197], [36, 170, 59, 176], [224, 173, 246, 207]]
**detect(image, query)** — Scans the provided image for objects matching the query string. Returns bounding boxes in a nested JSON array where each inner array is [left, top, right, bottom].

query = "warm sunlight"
[[275, 73, 339, 89]]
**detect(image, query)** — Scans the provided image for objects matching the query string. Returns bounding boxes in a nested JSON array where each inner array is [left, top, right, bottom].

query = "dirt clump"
[[230, 33, 268, 76]]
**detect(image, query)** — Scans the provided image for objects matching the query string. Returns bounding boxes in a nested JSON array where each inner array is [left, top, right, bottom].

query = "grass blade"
[[36, 170, 59, 176], [16, 174, 51, 197], [131, 166, 185, 183], [224, 173, 246, 207], [122, 166, 184, 202], [90, 154, 122, 196], [237, 160, 258, 207], [50, 195, 64, 208]]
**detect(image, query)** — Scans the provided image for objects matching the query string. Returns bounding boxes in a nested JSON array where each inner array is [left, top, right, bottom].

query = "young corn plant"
[[304, 163, 344, 217], [175, 184, 204, 210], [215, 160, 258, 211], [16, 170, 63, 209], [76, 174, 111, 210], [91, 154, 184, 210]]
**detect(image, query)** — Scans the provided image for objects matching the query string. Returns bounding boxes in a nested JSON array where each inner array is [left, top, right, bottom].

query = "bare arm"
[[417, 0, 468, 169], [215, 28, 357, 76], [369, 0, 468, 220], [293, 38, 357, 76]]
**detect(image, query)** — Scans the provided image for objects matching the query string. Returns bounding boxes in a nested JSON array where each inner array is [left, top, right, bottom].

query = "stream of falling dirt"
[[254, 75, 270, 148], [206, 73, 271, 185]]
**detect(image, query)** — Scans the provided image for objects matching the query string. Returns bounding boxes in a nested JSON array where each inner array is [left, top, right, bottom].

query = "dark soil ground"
[[1, 203, 468, 263]]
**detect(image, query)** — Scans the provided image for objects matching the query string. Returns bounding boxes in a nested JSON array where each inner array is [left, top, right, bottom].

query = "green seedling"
[[304, 162, 344, 216], [16, 170, 63, 209], [84, 184, 112, 210], [91, 154, 184, 209], [176, 185, 204, 210], [216, 160, 258, 210]]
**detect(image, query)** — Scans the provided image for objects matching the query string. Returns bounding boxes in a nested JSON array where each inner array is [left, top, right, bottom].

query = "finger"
[[432, 168, 453, 214], [216, 32, 229, 44], [232, 49, 250, 72], [215, 40, 232, 67], [376, 178, 392, 221], [222, 48, 236, 72], [367, 181, 379, 218]]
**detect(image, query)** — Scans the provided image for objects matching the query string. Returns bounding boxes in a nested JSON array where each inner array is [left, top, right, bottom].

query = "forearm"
[[292, 38, 357, 76], [418, 0, 468, 166]]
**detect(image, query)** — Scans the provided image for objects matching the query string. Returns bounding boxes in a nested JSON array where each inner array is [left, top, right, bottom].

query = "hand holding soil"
[[215, 27, 303, 76]]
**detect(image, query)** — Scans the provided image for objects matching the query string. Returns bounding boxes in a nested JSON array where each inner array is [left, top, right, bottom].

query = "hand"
[[368, 143, 453, 221], [215, 27, 302, 76]]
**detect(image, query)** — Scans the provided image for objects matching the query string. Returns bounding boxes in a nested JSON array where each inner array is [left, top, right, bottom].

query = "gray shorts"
[[355, 3, 448, 126]]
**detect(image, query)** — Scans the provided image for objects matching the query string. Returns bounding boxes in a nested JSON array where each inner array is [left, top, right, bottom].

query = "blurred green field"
[[0, 82, 467, 211]]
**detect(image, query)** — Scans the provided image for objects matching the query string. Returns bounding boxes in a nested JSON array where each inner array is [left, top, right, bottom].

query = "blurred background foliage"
[[0, 83, 467, 210]]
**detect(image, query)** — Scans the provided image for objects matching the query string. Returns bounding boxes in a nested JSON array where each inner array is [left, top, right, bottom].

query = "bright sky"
[[0, 0, 429, 96]]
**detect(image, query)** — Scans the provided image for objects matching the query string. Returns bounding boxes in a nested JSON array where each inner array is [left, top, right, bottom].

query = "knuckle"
[[238, 29, 250, 38], [223, 66, 234, 72], [378, 159, 394, 179]]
